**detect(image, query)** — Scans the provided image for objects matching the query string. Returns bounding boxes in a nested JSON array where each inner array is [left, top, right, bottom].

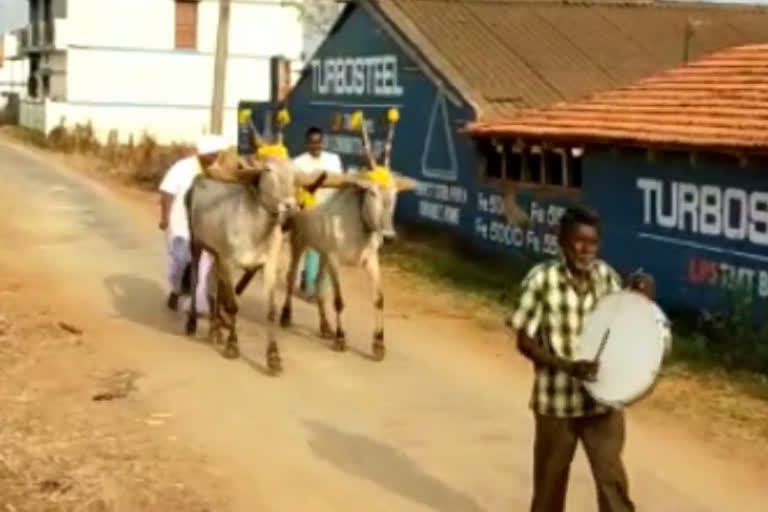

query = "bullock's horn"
[[248, 118, 265, 148], [238, 108, 265, 149], [351, 110, 376, 168], [275, 107, 291, 145], [384, 107, 399, 169]]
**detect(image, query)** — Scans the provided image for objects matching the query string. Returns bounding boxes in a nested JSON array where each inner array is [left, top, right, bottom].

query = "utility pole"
[[210, 0, 231, 135]]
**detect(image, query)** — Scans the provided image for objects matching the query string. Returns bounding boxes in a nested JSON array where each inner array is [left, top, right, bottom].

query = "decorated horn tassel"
[[384, 107, 399, 169], [351, 110, 375, 169], [275, 108, 291, 145]]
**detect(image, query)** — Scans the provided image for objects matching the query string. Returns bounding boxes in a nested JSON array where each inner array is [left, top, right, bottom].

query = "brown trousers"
[[531, 410, 635, 512]]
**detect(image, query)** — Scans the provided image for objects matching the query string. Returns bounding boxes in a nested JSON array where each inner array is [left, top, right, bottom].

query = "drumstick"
[[593, 328, 611, 363]]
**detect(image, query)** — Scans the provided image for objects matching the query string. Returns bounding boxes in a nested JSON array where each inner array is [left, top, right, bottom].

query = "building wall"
[[239, 3, 571, 264], [21, 0, 304, 144], [584, 148, 768, 312], [22, 97, 241, 144], [62, 0, 303, 55], [0, 33, 28, 96]]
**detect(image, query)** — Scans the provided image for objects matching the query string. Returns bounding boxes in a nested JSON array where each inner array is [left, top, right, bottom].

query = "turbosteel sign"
[[310, 55, 404, 97], [637, 178, 768, 246]]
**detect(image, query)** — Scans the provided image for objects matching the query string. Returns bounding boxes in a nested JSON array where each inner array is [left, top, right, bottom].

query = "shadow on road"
[[103, 273, 184, 337], [303, 420, 486, 512]]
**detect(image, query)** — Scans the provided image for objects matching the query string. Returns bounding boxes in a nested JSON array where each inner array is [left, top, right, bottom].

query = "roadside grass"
[[381, 224, 527, 311], [0, 124, 189, 190]]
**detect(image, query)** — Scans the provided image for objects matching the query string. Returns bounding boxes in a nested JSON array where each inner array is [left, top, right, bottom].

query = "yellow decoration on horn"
[[387, 107, 400, 124], [363, 166, 395, 187], [349, 110, 364, 130], [276, 108, 291, 126], [238, 109, 252, 125], [257, 143, 289, 159]]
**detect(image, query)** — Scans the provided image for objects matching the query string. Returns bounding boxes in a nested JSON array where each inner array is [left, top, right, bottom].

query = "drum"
[[574, 290, 670, 408]]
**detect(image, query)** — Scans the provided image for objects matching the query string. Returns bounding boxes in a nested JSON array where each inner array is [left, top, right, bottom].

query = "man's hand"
[[159, 192, 173, 232], [563, 359, 599, 382]]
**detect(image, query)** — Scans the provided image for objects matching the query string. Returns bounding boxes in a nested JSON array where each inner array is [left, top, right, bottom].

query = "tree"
[[299, 0, 344, 59]]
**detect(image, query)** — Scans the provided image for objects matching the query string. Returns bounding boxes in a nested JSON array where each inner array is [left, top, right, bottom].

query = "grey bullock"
[[237, 109, 417, 361], [184, 135, 308, 374]]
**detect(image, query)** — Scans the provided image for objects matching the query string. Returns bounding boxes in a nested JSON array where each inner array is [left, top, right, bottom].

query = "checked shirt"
[[509, 259, 622, 417]]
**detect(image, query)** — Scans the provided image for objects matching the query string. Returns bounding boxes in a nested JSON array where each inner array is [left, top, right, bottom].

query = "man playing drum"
[[507, 205, 635, 512]]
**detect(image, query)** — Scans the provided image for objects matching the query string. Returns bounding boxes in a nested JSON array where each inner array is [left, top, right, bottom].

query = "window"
[[477, 138, 583, 191], [175, 1, 198, 50], [477, 138, 504, 179]]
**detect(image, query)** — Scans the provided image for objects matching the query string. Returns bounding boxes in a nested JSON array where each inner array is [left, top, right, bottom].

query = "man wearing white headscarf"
[[158, 134, 227, 314]]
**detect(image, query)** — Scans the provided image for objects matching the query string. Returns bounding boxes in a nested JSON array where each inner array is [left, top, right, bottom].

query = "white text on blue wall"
[[310, 55, 404, 97], [637, 178, 768, 246]]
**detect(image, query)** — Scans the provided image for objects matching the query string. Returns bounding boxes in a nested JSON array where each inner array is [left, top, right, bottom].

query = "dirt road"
[[0, 137, 764, 511]]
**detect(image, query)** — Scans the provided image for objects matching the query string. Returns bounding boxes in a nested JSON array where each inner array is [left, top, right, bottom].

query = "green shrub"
[[668, 286, 768, 374]]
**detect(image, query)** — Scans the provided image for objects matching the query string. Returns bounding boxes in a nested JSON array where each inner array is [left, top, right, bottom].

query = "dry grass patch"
[[1, 123, 192, 190], [0, 277, 228, 511]]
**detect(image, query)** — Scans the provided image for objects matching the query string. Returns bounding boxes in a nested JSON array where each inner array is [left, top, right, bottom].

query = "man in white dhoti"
[[158, 135, 227, 314]]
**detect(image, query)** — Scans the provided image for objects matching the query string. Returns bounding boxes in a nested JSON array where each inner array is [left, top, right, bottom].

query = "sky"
[[2, 0, 768, 34], [0, 0, 26, 33]]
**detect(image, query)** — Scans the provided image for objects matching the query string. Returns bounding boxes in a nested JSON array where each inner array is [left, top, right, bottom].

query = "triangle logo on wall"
[[421, 88, 459, 183]]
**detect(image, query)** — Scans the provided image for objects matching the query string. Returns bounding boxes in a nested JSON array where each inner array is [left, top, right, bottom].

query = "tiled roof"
[[464, 44, 768, 153], [367, 0, 768, 117]]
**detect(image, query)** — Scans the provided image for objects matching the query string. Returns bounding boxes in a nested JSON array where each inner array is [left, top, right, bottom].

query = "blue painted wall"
[[238, 4, 573, 266], [584, 148, 768, 312], [236, 3, 768, 315]]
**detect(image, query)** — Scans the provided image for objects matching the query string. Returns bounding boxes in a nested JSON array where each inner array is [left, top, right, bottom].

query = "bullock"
[[236, 109, 417, 361], [184, 111, 314, 374]]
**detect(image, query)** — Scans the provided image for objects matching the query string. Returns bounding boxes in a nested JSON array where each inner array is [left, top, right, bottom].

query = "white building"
[[0, 32, 28, 97], [14, 0, 306, 144]]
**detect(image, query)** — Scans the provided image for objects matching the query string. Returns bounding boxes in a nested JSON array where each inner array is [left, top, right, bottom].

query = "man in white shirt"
[[158, 134, 227, 314], [292, 126, 344, 298]]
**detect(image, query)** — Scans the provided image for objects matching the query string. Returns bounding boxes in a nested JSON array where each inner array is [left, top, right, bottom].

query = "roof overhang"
[[356, 0, 481, 115]]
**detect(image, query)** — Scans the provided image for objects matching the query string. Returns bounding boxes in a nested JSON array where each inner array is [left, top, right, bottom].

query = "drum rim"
[[579, 290, 667, 408], [584, 360, 664, 408]]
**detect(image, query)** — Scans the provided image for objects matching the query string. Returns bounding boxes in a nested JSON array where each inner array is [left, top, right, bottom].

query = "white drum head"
[[574, 290, 667, 408]]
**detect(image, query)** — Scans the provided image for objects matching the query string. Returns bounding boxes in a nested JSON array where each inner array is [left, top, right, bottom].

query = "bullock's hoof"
[[319, 321, 333, 339], [267, 349, 282, 375], [372, 342, 386, 361], [222, 343, 240, 359], [333, 329, 346, 351], [185, 316, 197, 336], [208, 329, 222, 346], [279, 307, 292, 328]]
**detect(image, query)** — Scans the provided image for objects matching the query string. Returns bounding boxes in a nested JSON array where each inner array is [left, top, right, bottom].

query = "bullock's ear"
[[393, 174, 418, 192]]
